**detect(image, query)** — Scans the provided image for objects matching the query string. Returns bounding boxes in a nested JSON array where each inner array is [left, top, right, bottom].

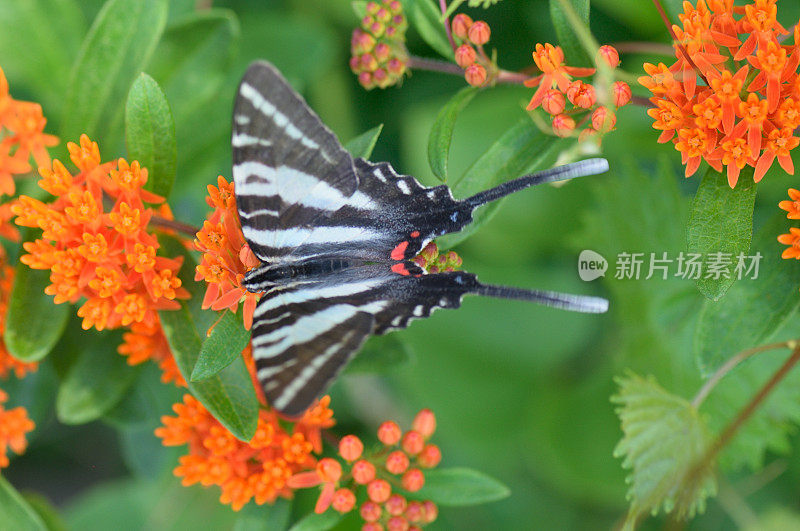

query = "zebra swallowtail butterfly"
[[233, 61, 609, 417]]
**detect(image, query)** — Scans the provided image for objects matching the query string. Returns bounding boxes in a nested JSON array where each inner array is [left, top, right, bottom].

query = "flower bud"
[[385, 494, 407, 516], [358, 72, 374, 89], [332, 488, 356, 513], [541, 89, 566, 115], [468, 21, 490, 46], [370, 21, 386, 38], [360, 53, 378, 72], [417, 444, 442, 468], [455, 44, 477, 69], [405, 501, 424, 523], [366, 1, 380, 15], [386, 25, 398, 38], [597, 45, 620, 68], [378, 420, 402, 445], [367, 479, 392, 503], [386, 450, 410, 474], [387, 516, 410, 531], [566, 80, 596, 108], [422, 501, 438, 523], [339, 434, 363, 461], [372, 68, 389, 88], [374, 42, 391, 62], [387, 58, 406, 75], [392, 14, 406, 29], [401, 468, 425, 492], [464, 64, 487, 87], [612, 81, 632, 107], [591, 106, 616, 132], [353, 30, 376, 54], [552, 114, 576, 137], [578, 127, 599, 143], [451, 14, 473, 40], [350, 56, 362, 73], [401, 430, 424, 455], [353, 459, 377, 484], [316, 458, 342, 482], [361, 501, 382, 522], [376, 7, 391, 23], [388, 1, 402, 15], [362, 523, 383, 531]]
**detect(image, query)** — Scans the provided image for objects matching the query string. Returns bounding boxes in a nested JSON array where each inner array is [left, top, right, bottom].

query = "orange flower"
[[778, 188, 800, 219], [778, 227, 800, 259], [642, 0, 800, 184], [194, 176, 261, 330], [118, 319, 185, 386], [0, 388, 35, 468]]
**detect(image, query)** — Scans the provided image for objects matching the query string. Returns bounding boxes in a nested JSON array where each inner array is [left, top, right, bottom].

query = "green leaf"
[[23, 493, 67, 531], [5, 261, 69, 362], [288, 510, 342, 531], [56, 329, 141, 425], [549, 0, 591, 67], [345, 334, 413, 374], [345, 124, 384, 160], [234, 499, 291, 531], [438, 117, 559, 248], [417, 467, 510, 506], [124, 73, 177, 198], [191, 311, 251, 382], [695, 213, 800, 376], [158, 236, 258, 442], [0, 477, 47, 531], [61, 0, 168, 144], [427, 87, 479, 182], [406, 0, 454, 59], [612, 372, 717, 527], [351, 1, 368, 19], [686, 167, 757, 301]]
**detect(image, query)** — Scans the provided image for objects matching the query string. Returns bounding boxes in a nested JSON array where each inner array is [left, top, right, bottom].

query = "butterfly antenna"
[[464, 158, 609, 209], [473, 283, 608, 313]]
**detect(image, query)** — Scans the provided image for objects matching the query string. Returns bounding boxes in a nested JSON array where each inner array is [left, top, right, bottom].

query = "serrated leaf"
[[344, 334, 413, 374], [56, 329, 141, 425], [5, 260, 69, 362], [124, 73, 177, 198], [416, 467, 510, 506], [287, 510, 342, 531], [438, 117, 559, 248], [428, 86, 479, 182], [191, 311, 251, 382], [695, 213, 800, 376], [406, 0, 454, 59], [0, 476, 47, 531], [345, 124, 384, 160], [549, 0, 591, 66], [158, 236, 258, 442], [612, 372, 717, 526], [686, 167, 757, 301], [61, 0, 168, 144]]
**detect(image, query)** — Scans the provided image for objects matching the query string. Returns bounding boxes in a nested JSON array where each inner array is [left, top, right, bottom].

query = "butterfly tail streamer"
[[463, 158, 609, 209], [472, 282, 609, 313]]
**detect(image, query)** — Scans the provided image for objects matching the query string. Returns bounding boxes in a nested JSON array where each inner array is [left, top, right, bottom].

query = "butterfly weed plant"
[[3, 0, 800, 529]]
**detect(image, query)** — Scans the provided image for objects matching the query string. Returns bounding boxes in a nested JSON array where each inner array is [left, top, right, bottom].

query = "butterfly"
[[232, 61, 609, 417]]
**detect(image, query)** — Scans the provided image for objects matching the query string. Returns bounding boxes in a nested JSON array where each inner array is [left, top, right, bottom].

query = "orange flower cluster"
[[350, 0, 409, 90], [12, 134, 189, 332], [411, 242, 462, 273], [118, 320, 185, 386], [0, 66, 58, 196], [288, 409, 441, 529], [194, 176, 262, 330], [156, 362, 336, 511], [778, 188, 800, 260], [640, 0, 800, 186], [0, 388, 34, 469], [451, 14, 493, 87], [526, 44, 631, 139]]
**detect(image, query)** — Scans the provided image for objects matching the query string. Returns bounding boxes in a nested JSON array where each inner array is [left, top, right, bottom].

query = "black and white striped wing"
[[252, 265, 478, 416]]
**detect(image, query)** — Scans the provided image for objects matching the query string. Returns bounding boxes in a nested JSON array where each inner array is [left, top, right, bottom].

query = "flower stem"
[[651, 0, 710, 86], [439, 0, 457, 53], [692, 339, 800, 408], [408, 55, 527, 85], [611, 41, 676, 56], [150, 215, 200, 237]]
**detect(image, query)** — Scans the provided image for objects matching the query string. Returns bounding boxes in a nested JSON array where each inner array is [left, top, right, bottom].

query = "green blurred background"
[[3, 0, 800, 529]]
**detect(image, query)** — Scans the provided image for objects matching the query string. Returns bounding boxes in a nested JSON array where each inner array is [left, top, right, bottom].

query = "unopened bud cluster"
[[451, 14, 492, 87], [351, 0, 409, 90], [412, 242, 462, 274], [290, 409, 442, 529], [525, 43, 631, 141]]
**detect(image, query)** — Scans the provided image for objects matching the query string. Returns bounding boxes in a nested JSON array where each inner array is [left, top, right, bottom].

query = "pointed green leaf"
[[612, 372, 716, 526], [406, 0, 454, 59], [345, 124, 384, 160], [438, 117, 559, 248], [23, 493, 67, 531], [288, 510, 342, 531], [234, 499, 291, 531], [0, 477, 47, 531], [158, 236, 258, 442], [416, 468, 510, 506], [345, 334, 413, 374], [549, 0, 591, 66], [695, 213, 800, 375], [56, 329, 141, 425], [5, 260, 69, 362], [428, 87, 479, 182], [687, 166, 757, 300], [61, 0, 168, 143], [191, 311, 251, 382], [124, 73, 177, 198]]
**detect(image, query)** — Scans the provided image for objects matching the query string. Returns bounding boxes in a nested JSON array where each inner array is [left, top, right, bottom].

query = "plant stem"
[[150, 215, 200, 237], [651, 0, 709, 86], [439, 0, 457, 53], [408, 55, 527, 85], [691, 339, 800, 408], [611, 41, 676, 56]]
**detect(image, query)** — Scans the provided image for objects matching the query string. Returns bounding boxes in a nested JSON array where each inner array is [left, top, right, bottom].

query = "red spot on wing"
[[410, 230, 420, 238], [390, 240, 409, 261], [391, 263, 410, 276]]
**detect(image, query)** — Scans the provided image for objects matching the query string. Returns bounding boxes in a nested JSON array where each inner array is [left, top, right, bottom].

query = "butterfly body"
[[232, 61, 610, 417]]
